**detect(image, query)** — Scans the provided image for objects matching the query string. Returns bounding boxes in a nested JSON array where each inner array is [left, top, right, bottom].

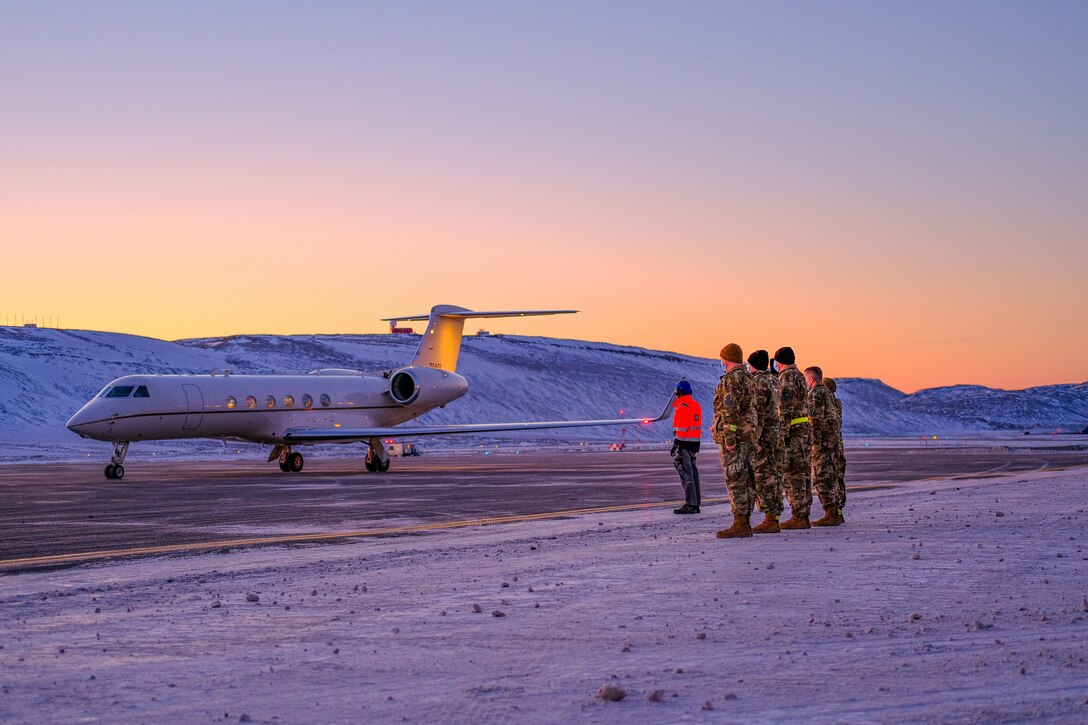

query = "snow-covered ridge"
[[2, 327, 1086, 456]]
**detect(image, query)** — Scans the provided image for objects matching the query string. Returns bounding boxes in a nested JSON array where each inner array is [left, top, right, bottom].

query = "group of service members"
[[669, 345, 846, 538]]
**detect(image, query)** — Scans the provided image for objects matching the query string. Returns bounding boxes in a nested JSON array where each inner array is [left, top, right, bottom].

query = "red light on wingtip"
[[641, 418, 651, 424]]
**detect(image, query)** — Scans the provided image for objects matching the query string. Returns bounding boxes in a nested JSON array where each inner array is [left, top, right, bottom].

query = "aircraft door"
[[182, 384, 204, 430]]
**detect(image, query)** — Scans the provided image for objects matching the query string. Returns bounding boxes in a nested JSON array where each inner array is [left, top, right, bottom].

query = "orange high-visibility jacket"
[[672, 395, 702, 440]]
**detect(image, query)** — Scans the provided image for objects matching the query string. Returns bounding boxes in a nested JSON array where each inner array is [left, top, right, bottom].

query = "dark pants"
[[672, 443, 701, 507]]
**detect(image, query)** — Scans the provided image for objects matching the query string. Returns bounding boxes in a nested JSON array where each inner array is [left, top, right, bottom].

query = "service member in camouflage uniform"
[[746, 349, 785, 534], [824, 378, 847, 520], [774, 347, 813, 529], [805, 365, 843, 526], [713, 343, 759, 539]]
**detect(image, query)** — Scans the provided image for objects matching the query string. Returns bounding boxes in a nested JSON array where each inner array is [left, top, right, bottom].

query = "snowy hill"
[[898, 383, 1088, 431], [1, 325, 1085, 461], [825, 378, 977, 437]]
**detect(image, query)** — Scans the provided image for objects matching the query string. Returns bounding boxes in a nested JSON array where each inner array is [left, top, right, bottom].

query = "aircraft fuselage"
[[66, 369, 468, 445]]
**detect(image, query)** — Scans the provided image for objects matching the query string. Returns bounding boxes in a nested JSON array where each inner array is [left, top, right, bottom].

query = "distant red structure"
[[388, 320, 415, 335]]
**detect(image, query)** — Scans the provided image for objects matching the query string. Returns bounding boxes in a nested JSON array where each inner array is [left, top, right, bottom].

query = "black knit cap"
[[773, 346, 795, 366], [747, 349, 769, 371]]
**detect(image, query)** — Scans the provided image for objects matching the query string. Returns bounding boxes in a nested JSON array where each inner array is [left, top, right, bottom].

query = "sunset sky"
[[1, 2, 1085, 393]]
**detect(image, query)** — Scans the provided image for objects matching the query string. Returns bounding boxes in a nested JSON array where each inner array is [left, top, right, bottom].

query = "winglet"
[[635, 378, 678, 424]]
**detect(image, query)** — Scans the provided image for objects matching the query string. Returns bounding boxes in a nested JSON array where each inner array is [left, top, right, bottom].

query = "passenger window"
[[283, 395, 295, 408], [226, 396, 237, 409], [265, 395, 276, 408], [302, 394, 313, 409], [320, 393, 331, 407], [105, 386, 135, 398], [133, 385, 150, 398], [246, 395, 257, 409]]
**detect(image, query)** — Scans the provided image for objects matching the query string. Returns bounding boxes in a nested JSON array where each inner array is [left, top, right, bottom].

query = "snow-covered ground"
[[2, 468, 1086, 722]]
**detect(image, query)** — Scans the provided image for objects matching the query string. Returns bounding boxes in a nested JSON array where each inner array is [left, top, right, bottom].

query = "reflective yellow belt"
[[723, 424, 738, 432], [789, 417, 810, 426]]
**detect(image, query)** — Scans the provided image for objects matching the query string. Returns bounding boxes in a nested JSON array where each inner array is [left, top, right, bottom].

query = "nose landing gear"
[[105, 441, 130, 479]]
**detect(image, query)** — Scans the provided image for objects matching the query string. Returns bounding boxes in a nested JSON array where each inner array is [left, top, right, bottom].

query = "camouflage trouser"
[[835, 439, 847, 509], [754, 431, 785, 518], [812, 441, 841, 512], [719, 442, 756, 517], [782, 424, 813, 519]]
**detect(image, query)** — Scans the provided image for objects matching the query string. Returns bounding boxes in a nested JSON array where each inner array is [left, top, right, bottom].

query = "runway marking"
[[0, 485, 893, 570]]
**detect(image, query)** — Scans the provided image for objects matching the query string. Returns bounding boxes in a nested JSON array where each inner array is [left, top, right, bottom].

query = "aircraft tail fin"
[[381, 305, 576, 371]]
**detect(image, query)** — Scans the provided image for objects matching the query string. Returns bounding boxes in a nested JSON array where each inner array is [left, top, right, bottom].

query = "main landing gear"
[[268, 445, 304, 473], [279, 448, 305, 473], [365, 437, 391, 473], [105, 441, 129, 480], [364, 450, 390, 473]]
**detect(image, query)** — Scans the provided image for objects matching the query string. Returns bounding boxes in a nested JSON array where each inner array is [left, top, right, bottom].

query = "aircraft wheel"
[[113, 464, 125, 480], [288, 452, 304, 473], [105, 464, 116, 479], [377, 459, 390, 473], [364, 455, 378, 473], [279, 459, 291, 473]]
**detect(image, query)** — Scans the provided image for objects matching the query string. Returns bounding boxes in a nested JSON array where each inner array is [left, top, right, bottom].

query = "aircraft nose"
[[66, 406, 97, 436], [66, 410, 87, 432]]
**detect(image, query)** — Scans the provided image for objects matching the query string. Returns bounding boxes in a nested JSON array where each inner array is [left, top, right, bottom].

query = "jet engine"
[[389, 369, 420, 404], [388, 366, 468, 408]]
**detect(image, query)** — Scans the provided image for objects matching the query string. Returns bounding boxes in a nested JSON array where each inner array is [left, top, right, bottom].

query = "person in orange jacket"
[[671, 380, 703, 514]]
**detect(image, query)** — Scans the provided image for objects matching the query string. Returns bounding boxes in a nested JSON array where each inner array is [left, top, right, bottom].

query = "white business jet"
[[67, 306, 674, 479]]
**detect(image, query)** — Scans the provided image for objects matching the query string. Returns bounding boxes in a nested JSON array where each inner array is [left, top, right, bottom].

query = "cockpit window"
[[97, 386, 112, 398], [133, 385, 150, 398], [105, 386, 135, 398]]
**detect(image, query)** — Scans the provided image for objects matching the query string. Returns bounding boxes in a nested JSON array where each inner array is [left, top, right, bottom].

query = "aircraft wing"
[[284, 390, 678, 445]]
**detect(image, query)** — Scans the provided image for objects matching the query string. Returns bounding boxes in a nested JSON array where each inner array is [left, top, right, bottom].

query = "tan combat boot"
[[751, 514, 780, 534], [812, 507, 840, 526], [715, 514, 752, 539], [779, 514, 810, 530]]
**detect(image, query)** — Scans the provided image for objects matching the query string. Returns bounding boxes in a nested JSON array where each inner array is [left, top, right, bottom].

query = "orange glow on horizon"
[[1, 167, 1084, 395]]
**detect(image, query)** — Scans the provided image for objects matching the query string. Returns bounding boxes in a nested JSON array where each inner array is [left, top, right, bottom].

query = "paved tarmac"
[[2, 446, 1086, 568]]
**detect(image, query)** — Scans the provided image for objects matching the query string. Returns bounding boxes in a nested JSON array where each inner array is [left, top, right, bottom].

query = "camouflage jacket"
[[808, 383, 840, 449], [751, 370, 783, 442], [777, 365, 809, 424], [713, 366, 758, 447], [828, 390, 845, 448]]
